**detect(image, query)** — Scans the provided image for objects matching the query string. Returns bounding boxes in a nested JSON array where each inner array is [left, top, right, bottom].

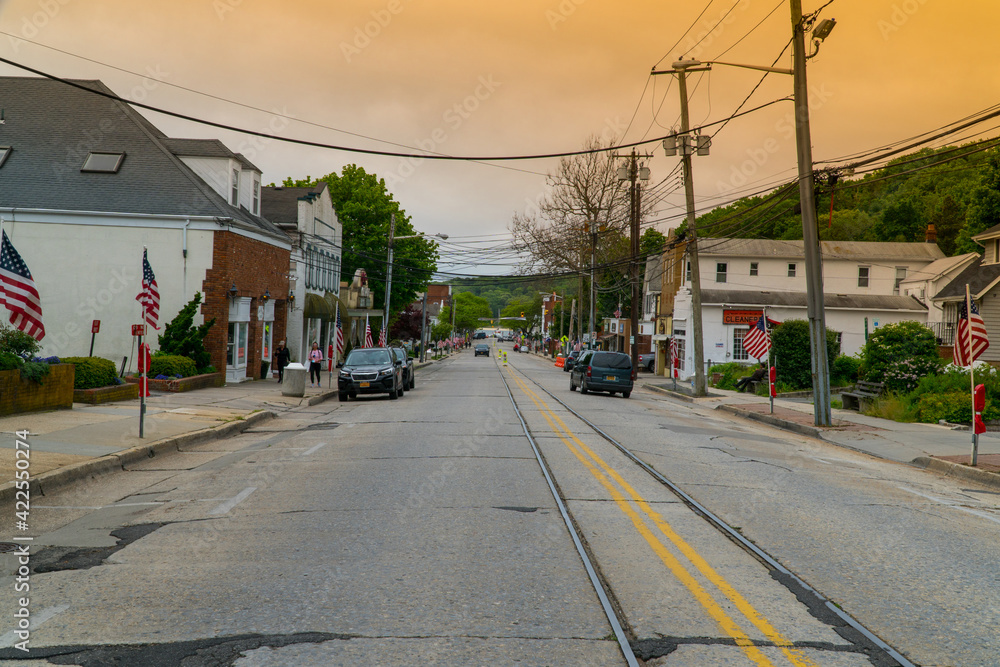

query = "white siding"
[[176, 156, 231, 201]]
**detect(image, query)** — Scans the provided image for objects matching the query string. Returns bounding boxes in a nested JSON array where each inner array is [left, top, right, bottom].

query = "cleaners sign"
[[722, 310, 763, 326]]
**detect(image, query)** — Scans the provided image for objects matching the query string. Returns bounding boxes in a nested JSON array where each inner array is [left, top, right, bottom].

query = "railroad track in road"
[[495, 351, 915, 667]]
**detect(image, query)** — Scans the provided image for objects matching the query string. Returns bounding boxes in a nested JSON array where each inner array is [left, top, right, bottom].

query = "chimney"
[[925, 222, 937, 243]]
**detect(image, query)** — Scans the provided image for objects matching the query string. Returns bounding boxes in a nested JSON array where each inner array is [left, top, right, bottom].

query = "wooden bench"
[[841, 380, 885, 411]]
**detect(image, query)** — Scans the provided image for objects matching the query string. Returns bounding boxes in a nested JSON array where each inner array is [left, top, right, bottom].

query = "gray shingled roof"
[[0, 76, 285, 242], [699, 289, 928, 311], [932, 255, 1000, 301], [697, 238, 945, 262], [261, 183, 329, 226]]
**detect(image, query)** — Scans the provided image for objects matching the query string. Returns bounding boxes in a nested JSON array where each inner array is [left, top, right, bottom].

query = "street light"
[[384, 217, 448, 340]]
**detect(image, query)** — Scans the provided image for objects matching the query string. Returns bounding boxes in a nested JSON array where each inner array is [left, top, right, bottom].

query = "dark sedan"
[[338, 347, 403, 401], [392, 347, 415, 391], [474, 344, 490, 357]]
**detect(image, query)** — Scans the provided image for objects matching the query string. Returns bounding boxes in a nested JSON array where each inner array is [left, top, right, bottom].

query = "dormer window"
[[252, 177, 260, 215], [231, 168, 239, 205], [82, 151, 125, 173], [0, 146, 10, 169]]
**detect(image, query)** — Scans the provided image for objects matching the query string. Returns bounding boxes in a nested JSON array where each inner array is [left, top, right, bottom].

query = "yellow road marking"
[[510, 370, 817, 667]]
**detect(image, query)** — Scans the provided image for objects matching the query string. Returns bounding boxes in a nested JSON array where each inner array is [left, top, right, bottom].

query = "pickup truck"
[[637, 353, 656, 372]]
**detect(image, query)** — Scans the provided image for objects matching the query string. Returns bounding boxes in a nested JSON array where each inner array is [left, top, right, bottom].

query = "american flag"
[[335, 307, 345, 356], [135, 249, 160, 330], [743, 314, 771, 360], [954, 298, 989, 367], [378, 326, 387, 347], [668, 336, 679, 378], [364, 315, 373, 348], [0, 230, 45, 341]]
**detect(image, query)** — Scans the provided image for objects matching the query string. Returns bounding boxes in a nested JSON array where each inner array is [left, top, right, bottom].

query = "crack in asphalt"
[[0, 632, 353, 666], [31, 523, 166, 574]]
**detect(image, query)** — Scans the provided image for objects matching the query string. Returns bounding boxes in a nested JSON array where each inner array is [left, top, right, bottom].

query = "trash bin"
[[281, 362, 306, 397]]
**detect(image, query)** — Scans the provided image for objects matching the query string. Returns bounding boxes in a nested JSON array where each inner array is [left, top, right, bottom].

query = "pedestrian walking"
[[308, 342, 323, 386], [274, 340, 291, 383]]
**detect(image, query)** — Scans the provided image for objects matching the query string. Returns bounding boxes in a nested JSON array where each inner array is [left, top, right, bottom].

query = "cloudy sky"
[[1, 0, 996, 275]]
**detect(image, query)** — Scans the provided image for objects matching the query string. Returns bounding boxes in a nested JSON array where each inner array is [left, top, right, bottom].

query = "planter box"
[[124, 372, 225, 393], [74, 383, 140, 405], [0, 364, 75, 416]]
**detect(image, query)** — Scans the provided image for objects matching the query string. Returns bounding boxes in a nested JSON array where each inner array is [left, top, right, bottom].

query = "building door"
[[227, 297, 251, 383]]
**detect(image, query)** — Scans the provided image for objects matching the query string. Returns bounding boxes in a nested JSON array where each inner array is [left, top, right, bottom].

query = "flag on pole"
[[335, 307, 345, 356], [364, 315, 373, 348], [743, 314, 771, 360], [136, 249, 160, 330], [0, 230, 45, 341], [668, 336, 679, 378], [378, 326, 387, 347], [954, 298, 989, 367]]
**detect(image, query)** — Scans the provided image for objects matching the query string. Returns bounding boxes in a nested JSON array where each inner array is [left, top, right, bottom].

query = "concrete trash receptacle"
[[281, 362, 306, 397]]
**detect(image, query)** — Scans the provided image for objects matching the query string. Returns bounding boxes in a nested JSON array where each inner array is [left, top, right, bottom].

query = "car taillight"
[[586, 366, 592, 377], [631, 368, 637, 381]]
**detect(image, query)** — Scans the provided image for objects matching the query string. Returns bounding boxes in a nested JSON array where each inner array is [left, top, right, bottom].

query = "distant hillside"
[[688, 140, 1000, 257]]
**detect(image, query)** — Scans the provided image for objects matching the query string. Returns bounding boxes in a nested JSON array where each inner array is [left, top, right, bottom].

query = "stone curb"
[[0, 410, 275, 506], [642, 383, 696, 403], [715, 403, 825, 440], [911, 456, 1000, 490]]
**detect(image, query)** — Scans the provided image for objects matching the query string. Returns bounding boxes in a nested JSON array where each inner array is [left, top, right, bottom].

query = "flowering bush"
[[882, 357, 941, 394]]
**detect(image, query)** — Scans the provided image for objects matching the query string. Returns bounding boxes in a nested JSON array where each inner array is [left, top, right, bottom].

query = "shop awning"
[[303, 292, 333, 320]]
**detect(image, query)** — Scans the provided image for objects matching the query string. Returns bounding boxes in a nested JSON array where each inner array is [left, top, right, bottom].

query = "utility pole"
[[653, 61, 710, 396], [791, 0, 831, 426], [383, 213, 396, 337], [616, 150, 651, 375], [590, 218, 597, 349], [420, 290, 427, 363]]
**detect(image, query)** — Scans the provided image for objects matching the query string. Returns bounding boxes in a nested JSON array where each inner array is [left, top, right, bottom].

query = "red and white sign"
[[92, 320, 101, 334], [132, 324, 146, 337]]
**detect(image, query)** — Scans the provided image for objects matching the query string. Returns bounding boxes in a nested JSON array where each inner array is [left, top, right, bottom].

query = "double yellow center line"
[[508, 369, 815, 667]]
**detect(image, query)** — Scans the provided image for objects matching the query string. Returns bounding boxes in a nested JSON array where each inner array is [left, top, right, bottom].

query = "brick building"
[[0, 76, 291, 382]]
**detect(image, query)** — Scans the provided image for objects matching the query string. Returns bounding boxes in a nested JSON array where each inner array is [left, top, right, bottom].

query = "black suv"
[[391, 347, 415, 391], [338, 347, 403, 401]]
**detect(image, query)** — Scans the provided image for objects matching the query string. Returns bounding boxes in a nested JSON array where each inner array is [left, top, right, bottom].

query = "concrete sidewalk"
[[643, 380, 1000, 489]]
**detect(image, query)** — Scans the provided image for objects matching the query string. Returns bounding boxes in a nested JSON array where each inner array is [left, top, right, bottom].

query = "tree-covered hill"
[[686, 140, 1000, 256]]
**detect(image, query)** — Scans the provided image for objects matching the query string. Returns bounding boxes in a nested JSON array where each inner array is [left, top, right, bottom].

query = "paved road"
[[0, 347, 997, 666]]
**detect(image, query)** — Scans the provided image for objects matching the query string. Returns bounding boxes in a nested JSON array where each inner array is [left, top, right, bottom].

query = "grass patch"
[[863, 392, 917, 422]]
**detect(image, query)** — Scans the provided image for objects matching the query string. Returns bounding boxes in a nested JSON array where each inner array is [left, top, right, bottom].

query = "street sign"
[[92, 320, 101, 334], [132, 324, 146, 337]]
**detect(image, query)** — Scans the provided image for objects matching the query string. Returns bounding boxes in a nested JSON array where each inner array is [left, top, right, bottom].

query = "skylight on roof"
[[0, 147, 10, 169], [81, 152, 125, 173]]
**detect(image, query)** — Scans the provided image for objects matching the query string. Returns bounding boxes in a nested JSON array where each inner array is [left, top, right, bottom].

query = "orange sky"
[[1, 0, 997, 274]]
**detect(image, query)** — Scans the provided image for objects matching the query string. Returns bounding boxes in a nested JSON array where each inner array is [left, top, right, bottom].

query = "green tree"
[[157, 293, 215, 372], [874, 199, 924, 242], [957, 149, 1000, 253], [501, 295, 542, 336], [640, 227, 667, 255], [281, 166, 438, 322], [437, 291, 492, 333]]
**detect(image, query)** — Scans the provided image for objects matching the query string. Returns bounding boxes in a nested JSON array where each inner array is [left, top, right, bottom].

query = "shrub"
[[859, 321, 939, 382], [0, 350, 22, 371], [0, 323, 40, 360], [158, 292, 215, 372], [19, 361, 51, 383], [62, 356, 118, 389], [771, 320, 839, 390], [708, 362, 750, 390], [831, 355, 860, 386], [148, 354, 197, 378], [882, 356, 942, 394], [865, 392, 918, 422], [915, 391, 973, 424]]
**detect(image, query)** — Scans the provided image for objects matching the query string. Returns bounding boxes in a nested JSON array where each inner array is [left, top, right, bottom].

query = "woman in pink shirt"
[[308, 342, 323, 386]]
